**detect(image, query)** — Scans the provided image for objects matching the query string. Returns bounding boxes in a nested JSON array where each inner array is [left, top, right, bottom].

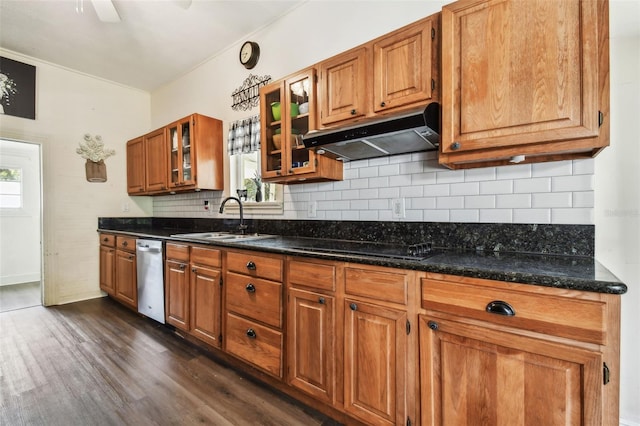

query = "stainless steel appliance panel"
[[136, 239, 165, 324]]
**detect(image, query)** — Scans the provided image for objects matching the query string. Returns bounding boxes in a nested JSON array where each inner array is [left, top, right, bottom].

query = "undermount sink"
[[170, 232, 275, 242]]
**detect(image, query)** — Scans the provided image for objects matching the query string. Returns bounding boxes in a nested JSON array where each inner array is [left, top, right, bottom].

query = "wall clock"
[[239, 41, 260, 69]]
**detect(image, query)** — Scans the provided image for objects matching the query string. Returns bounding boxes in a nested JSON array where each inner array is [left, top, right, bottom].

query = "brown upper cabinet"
[[318, 14, 439, 128], [126, 128, 169, 195], [260, 68, 343, 184], [438, 0, 609, 169], [127, 113, 224, 195]]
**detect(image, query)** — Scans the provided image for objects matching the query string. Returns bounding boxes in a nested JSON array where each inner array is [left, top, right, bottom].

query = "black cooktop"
[[282, 237, 436, 261]]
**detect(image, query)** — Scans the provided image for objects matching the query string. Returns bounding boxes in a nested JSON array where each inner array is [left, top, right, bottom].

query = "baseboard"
[[0, 273, 41, 286]]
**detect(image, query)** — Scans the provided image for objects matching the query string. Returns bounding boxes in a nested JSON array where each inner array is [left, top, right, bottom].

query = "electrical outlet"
[[391, 198, 405, 219], [204, 200, 210, 213], [308, 201, 317, 218], [121, 202, 129, 212]]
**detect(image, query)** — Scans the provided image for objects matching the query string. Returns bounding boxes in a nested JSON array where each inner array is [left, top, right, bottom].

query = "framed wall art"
[[0, 56, 36, 120]]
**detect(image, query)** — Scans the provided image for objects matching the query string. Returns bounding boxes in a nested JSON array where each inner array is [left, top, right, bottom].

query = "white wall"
[[0, 49, 153, 305], [596, 31, 640, 425], [149, 1, 640, 423], [0, 140, 41, 286]]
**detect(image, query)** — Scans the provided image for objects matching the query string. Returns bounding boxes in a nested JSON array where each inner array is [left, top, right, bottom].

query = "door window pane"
[[0, 167, 22, 208]]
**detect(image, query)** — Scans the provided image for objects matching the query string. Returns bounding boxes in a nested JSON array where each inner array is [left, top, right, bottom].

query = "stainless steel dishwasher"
[[136, 239, 165, 324]]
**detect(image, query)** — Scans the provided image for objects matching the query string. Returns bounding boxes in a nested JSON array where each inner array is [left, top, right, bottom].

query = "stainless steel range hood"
[[302, 103, 439, 162]]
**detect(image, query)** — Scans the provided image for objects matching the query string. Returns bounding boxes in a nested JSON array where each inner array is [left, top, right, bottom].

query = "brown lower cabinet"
[[100, 235, 622, 426], [165, 243, 223, 348], [99, 234, 137, 310]]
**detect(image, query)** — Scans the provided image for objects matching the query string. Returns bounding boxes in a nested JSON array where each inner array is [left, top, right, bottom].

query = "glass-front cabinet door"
[[168, 116, 195, 189], [260, 80, 285, 180], [260, 68, 320, 182]]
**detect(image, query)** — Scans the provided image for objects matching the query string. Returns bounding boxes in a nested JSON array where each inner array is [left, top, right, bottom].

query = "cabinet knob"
[[122, 241, 128, 247], [179, 263, 186, 270], [245, 283, 256, 293], [103, 237, 109, 242], [246, 328, 257, 339], [486, 300, 516, 316], [128, 255, 134, 260], [428, 320, 438, 331], [451, 142, 461, 151], [319, 297, 325, 304], [350, 109, 356, 115], [191, 267, 197, 273], [289, 169, 293, 174], [349, 303, 357, 311], [380, 101, 386, 107], [246, 261, 256, 271]]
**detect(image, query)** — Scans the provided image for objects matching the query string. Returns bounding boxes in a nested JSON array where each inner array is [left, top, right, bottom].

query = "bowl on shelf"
[[271, 102, 281, 121], [272, 134, 282, 150], [298, 102, 309, 114], [290, 102, 299, 117]]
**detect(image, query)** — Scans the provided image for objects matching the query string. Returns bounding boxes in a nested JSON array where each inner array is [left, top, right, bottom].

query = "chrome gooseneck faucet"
[[219, 196, 247, 234]]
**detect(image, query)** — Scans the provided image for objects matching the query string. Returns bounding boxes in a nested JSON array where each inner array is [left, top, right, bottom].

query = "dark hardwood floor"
[[0, 297, 340, 426]]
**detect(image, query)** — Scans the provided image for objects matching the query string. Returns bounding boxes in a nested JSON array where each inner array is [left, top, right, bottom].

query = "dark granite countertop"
[[98, 223, 626, 295]]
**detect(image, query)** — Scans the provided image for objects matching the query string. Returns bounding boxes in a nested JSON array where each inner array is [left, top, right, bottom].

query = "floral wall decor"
[[0, 56, 36, 120], [76, 134, 116, 182]]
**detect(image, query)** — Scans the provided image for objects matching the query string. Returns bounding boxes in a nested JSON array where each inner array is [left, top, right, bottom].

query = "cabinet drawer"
[[191, 246, 221, 268], [166, 243, 189, 262], [116, 236, 136, 253], [345, 266, 408, 305], [99, 233, 115, 247], [288, 258, 336, 292], [226, 251, 283, 282], [421, 275, 607, 345], [226, 272, 282, 328], [225, 313, 283, 378]]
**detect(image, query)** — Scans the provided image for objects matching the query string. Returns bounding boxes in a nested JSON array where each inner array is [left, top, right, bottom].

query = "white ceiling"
[[1, 0, 638, 93], [0, 0, 304, 91]]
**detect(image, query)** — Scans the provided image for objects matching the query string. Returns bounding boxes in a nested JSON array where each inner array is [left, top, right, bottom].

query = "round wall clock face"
[[239, 41, 260, 69]]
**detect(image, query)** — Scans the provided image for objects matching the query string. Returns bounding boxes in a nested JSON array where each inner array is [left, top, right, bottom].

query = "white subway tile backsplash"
[[479, 209, 513, 223], [496, 163, 532, 180], [572, 158, 595, 175], [573, 191, 594, 208], [157, 149, 593, 225], [513, 208, 551, 224], [450, 209, 480, 222], [436, 170, 465, 184], [389, 174, 412, 187], [379, 164, 400, 176], [532, 160, 572, 177], [465, 195, 496, 209], [464, 168, 496, 182], [532, 192, 572, 208], [450, 182, 480, 196], [436, 196, 465, 209], [496, 193, 532, 208], [378, 187, 400, 199], [412, 197, 436, 209], [424, 184, 450, 197], [552, 174, 594, 192], [514, 177, 551, 193], [552, 208, 593, 224], [412, 172, 437, 185], [480, 180, 513, 195], [423, 210, 450, 222]]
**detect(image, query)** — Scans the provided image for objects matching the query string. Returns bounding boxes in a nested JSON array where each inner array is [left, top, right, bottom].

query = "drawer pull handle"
[[246, 261, 256, 271], [350, 303, 357, 311], [246, 328, 256, 339], [428, 320, 438, 331], [486, 300, 516, 316], [318, 297, 325, 304], [245, 283, 256, 293]]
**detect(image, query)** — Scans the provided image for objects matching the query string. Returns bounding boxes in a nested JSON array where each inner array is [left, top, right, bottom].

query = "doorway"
[[0, 138, 42, 312]]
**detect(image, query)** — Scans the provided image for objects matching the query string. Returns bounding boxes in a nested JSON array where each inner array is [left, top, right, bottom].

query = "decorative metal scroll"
[[231, 74, 271, 111]]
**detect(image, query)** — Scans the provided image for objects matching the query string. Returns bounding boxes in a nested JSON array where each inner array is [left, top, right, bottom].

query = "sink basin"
[[171, 232, 275, 242]]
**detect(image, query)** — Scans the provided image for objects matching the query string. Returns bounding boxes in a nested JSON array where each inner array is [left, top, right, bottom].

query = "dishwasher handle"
[[137, 246, 162, 254]]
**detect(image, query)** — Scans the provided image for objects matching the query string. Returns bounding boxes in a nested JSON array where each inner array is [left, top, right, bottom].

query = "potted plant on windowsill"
[[76, 134, 115, 182]]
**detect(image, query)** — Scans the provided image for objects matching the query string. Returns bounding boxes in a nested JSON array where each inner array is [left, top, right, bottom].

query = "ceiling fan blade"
[[91, 0, 121, 23]]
